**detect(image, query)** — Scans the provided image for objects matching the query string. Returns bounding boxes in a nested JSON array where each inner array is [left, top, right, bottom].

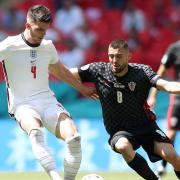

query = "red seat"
[[77, 0, 104, 9], [104, 9, 122, 23], [84, 50, 96, 64], [16, 0, 56, 14]]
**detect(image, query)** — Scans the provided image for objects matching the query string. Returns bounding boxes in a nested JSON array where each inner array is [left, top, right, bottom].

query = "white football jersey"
[[0, 34, 59, 114]]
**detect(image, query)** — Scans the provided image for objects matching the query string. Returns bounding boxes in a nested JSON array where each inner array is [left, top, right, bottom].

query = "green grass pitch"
[[0, 172, 176, 180]]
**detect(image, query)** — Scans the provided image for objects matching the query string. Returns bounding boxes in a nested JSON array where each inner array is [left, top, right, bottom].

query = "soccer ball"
[[81, 174, 104, 180]]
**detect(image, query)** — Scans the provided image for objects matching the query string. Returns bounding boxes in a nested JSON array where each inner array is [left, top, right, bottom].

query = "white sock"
[[29, 128, 62, 180], [49, 171, 62, 180], [64, 133, 82, 180]]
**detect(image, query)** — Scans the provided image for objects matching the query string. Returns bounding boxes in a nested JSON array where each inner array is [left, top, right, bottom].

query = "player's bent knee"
[[115, 143, 130, 154], [29, 128, 46, 156], [29, 128, 44, 140], [65, 132, 82, 161], [65, 132, 81, 145], [29, 128, 58, 173], [115, 138, 132, 154]]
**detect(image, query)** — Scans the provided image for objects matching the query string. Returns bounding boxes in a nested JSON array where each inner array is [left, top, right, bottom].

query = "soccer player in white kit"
[[0, 5, 97, 180]]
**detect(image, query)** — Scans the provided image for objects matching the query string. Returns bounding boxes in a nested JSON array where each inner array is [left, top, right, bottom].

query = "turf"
[[0, 172, 177, 180]]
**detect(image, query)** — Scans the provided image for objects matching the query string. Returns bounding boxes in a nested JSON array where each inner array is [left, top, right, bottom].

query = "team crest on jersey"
[[128, 82, 136, 91], [30, 50, 37, 59]]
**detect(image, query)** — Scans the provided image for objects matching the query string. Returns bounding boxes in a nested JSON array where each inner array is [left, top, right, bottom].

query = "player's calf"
[[128, 153, 159, 180], [114, 137, 136, 162], [64, 133, 82, 180]]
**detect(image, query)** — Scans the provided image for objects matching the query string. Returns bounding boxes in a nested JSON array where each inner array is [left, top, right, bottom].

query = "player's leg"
[[157, 96, 180, 177], [154, 141, 180, 179], [157, 128, 176, 177], [56, 113, 81, 180], [15, 105, 62, 180], [43, 102, 81, 180], [109, 132, 159, 180]]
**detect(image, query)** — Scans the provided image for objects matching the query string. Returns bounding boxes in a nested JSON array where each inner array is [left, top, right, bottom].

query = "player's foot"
[[156, 165, 166, 177]]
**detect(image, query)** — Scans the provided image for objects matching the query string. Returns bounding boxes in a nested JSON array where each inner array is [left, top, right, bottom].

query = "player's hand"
[[80, 86, 99, 100]]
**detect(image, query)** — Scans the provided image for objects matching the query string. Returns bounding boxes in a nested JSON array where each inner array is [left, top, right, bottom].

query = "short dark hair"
[[27, 5, 52, 23], [109, 39, 129, 49]]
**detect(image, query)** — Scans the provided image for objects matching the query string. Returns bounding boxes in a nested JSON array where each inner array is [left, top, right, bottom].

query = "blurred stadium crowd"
[[0, 0, 179, 117]]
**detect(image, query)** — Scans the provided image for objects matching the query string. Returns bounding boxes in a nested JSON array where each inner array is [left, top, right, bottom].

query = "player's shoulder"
[[81, 61, 108, 74], [129, 63, 154, 75], [171, 40, 180, 47], [89, 61, 108, 69], [41, 39, 53, 47], [129, 63, 155, 78], [129, 63, 151, 70], [168, 40, 180, 50], [0, 34, 21, 46], [40, 39, 57, 52]]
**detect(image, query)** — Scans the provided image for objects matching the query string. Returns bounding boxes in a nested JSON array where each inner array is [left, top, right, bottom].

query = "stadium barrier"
[[0, 118, 179, 172]]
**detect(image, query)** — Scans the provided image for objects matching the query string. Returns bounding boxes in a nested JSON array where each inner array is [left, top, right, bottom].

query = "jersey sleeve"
[[142, 65, 160, 87], [0, 37, 10, 62], [49, 42, 59, 64], [161, 43, 177, 68], [78, 63, 99, 82]]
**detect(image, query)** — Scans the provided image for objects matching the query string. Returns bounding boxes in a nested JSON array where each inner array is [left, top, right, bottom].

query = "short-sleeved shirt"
[[161, 40, 180, 81], [161, 41, 180, 125], [0, 34, 59, 114], [78, 62, 160, 135]]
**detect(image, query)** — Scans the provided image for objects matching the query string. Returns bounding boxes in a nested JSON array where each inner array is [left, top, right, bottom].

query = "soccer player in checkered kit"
[[0, 5, 97, 180], [71, 39, 180, 179]]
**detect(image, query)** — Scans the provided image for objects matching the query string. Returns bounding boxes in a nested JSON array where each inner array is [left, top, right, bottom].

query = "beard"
[[112, 64, 127, 74]]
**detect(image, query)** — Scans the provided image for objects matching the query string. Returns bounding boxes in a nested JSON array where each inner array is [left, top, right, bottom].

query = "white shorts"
[[14, 94, 70, 135]]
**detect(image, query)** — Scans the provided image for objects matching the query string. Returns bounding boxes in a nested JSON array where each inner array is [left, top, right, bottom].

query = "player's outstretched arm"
[[49, 62, 98, 99], [156, 78, 180, 94]]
